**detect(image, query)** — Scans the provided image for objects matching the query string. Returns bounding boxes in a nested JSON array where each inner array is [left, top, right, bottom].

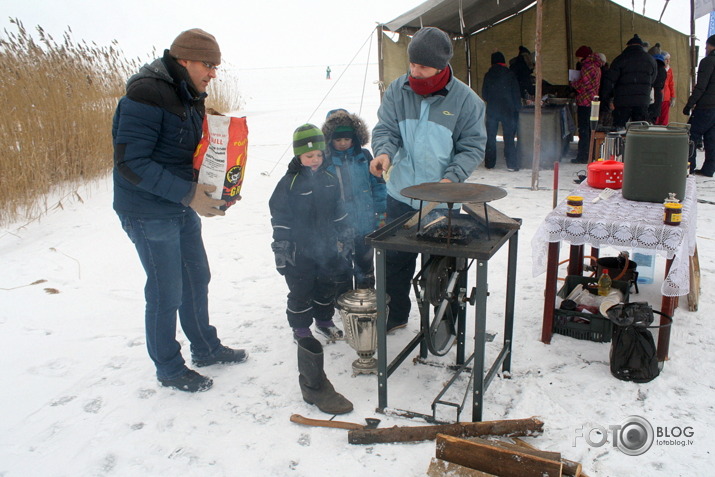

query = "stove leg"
[[472, 259, 488, 422], [376, 248, 388, 411]]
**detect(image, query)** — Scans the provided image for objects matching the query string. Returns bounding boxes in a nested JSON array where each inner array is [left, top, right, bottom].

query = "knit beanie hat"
[[293, 124, 325, 156], [408, 27, 453, 70], [647, 43, 661, 56], [332, 125, 354, 140], [170, 28, 221, 65], [491, 51, 506, 65], [707, 35, 715, 47], [518, 45, 530, 54], [575, 45, 592, 58], [626, 34, 643, 46]]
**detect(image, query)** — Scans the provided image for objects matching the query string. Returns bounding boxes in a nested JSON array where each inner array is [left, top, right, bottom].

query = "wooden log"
[[512, 437, 583, 477], [348, 417, 543, 445], [402, 201, 440, 228], [436, 434, 563, 477], [426, 457, 497, 477], [471, 437, 561, 463], [462, 203, 520, 230], [687, 246, 700, 311]]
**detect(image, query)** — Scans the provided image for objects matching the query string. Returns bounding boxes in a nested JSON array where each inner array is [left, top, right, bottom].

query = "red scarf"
[[408, 65, 451, 96]]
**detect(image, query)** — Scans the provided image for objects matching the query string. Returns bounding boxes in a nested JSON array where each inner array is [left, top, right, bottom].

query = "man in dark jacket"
[[509, 46, 534, 100], [112, 29, 248, 393], [648, 53, 667, 123], [482, 51, 521, 170], [600, 34, 657, 128], [684, 35, 715, 176]]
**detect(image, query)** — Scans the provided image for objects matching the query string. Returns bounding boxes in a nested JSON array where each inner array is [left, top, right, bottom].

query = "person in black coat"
[[649, 54, 667, 123], [684, 35, 715, 176], [509, 46, 534, 100], [600, 34, 657, 128], [482, 51, 522, 170]]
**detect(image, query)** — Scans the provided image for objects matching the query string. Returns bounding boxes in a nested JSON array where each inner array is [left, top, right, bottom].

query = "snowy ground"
[[1, 63, 713, 477]]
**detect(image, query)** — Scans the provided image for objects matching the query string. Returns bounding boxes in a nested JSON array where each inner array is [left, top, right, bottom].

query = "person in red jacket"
[[570, 45, 603, 163], [656, 51, 676, 125]]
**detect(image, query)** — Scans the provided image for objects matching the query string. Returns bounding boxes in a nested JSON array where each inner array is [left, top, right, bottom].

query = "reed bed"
[[0, 19, 239, 226]]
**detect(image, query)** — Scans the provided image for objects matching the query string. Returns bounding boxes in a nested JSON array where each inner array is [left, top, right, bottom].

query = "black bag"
[[606, 302, 672, 383]]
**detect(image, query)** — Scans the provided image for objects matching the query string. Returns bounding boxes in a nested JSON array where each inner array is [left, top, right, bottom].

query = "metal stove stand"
[[366, 210, 520, 422]]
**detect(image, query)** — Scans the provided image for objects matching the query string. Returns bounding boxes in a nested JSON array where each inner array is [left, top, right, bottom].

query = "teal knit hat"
[[293, 123, 326, 156]]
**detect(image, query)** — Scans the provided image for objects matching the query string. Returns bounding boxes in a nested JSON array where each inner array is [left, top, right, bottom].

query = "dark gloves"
[[337, 228, 355, 260], [683, 106, 691, 116], [375, 212, 387, 228], [271, 240, 295, 274]]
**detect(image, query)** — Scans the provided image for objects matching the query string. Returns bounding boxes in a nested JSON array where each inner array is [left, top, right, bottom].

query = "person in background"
[[326, 66, 331, 80], [322, 109, 386, 297], [597, 53, 613, 127], [600, 34, 657, 129], [269, 124, 353, 415], [684, 35, 715, 177], [649, 53, 667, 123], [482, 51, 521, 171], [369, 26, 486, 332], [570, 45, 603, 164], [112, 29, 248, 393], [510, 45, 535, 100], [656, 51, 676, 125]]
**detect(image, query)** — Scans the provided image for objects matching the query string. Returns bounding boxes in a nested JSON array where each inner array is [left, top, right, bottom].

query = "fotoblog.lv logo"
[[574, 415, 654, 456]]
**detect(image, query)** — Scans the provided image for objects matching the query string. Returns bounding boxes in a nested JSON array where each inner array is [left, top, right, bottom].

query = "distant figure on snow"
[[326, 65, 331, 79]]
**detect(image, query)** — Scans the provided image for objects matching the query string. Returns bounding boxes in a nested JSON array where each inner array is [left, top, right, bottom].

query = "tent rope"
[[261, 28, 376, 177]]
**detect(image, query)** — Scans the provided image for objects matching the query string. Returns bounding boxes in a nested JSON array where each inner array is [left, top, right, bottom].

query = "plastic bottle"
[[633, 252, 655, 284], [590, 96, 600, 130], [597, 269, 612, 296]]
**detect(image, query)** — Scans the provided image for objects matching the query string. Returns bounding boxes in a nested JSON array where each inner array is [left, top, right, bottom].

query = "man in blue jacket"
[[369, 27, 487, 332], [112, 29, 247, 392]]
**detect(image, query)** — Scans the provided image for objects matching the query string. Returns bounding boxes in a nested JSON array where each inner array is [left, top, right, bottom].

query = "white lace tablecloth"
[[531, 177, 698, 297]]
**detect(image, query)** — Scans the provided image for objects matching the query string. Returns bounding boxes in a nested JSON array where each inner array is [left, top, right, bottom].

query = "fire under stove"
[[365, 182, 520, 423]]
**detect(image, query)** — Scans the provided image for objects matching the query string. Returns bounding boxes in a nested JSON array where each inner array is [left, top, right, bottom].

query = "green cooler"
[[622, 123, 690, 203]]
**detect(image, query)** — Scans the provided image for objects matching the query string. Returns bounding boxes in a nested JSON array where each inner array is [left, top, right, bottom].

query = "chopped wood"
[[470, 436, 561, 463], [436, 434, 563, 477], [427, 457, 497, 477], [348, 417, 543, 445], [688, 246, 700, 311], [512, 437, 583, 477], [402, 202, 440, 228], [462, 203, 520, 230]]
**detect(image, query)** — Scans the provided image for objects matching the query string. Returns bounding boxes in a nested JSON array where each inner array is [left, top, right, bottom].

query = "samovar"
[[336, 289, 388, 376]]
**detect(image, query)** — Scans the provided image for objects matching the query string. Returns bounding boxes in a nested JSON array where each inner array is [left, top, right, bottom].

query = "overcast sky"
[[0, 0, 709, 68]]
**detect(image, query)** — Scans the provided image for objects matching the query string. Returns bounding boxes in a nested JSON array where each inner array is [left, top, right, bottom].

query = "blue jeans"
[[119, 212, 221, 380], [688, 107, 715, 175]]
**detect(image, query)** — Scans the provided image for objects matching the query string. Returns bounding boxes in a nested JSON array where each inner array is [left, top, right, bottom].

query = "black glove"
[[683, 106, 691, 116], [271, 241, 295, 274], [337, 229, 355, 260]]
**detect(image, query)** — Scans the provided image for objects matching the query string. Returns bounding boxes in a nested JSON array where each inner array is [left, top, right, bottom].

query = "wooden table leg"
[[541, 242, 560, 344], [658, 257, 675, 362], [567, 244, 584, 276]]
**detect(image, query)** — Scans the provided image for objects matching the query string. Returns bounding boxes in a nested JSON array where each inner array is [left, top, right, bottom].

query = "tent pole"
[[378, 25, 385, 101], [690, 0, 697, 91], [565, 0, 574, 69], [531, 0, 544, 190]]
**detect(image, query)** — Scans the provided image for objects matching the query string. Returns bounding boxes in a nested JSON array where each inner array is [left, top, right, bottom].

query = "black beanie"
[[708, 35, 715, 47], [627, 34, 643, 46], [491, 52, 506, 64], [408, 27, 453, 70]]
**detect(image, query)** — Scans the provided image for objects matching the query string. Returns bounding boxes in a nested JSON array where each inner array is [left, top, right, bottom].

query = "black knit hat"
[[408, 27, 453, 70], [491, 52, 506, 64], [293, 124, 325, 156], [626, 34, 643, 46], [708, 35, 715, 47]]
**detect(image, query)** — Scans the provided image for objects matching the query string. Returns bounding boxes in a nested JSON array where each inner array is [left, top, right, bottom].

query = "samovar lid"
[[336, 288, 383, 312]]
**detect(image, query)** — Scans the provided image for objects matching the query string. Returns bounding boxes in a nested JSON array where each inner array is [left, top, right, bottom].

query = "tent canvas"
[[378, 0, 691, 141]]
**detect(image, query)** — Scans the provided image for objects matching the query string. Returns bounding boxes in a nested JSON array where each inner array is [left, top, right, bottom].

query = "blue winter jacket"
[[372, 70, 487, 207], [112, 51, 205, 217]]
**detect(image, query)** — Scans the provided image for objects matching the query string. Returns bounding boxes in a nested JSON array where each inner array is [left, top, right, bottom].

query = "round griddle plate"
[[401, 183, 507, 204]]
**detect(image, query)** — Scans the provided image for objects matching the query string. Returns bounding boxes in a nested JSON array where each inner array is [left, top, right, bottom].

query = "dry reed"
[[0, 19, 241, 227]]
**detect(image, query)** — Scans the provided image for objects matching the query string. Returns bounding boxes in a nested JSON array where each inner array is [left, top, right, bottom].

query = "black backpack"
[[606, 302, 672, 383]]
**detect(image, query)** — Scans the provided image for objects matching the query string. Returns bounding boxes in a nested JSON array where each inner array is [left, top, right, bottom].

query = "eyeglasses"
[[201, 61, 219, 71]]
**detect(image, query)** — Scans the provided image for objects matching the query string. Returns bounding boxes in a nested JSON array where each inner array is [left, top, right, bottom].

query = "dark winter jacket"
[[112, 50, 206, 217], [269, 157, 348, 270], [600, 45, 657, 108], [685, 49, 715, 110], [649, 57, 667, 120], [509, 52, 534, 99], [482, 64, 521, 116], [322, 111, 386, 237]]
